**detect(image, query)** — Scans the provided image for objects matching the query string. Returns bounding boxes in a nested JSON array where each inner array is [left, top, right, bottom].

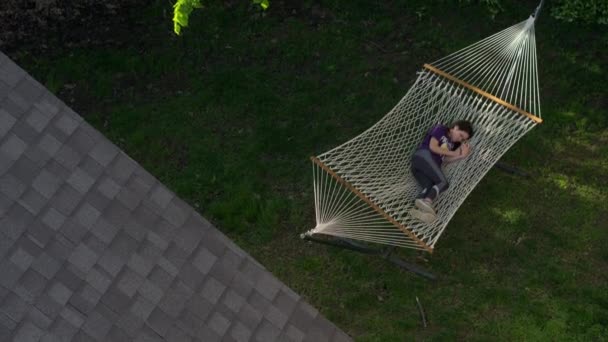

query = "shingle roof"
[[0, 51, 351, 342]]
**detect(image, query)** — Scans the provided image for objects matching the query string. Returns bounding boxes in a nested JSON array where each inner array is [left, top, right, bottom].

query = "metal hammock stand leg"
[[301, 233, 438, 280], [495, 161, 530, 178]]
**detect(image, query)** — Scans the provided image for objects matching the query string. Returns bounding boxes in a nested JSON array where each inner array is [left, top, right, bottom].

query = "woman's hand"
[[430, 137, 461, 157], [460, 141, 471, 156], [445, 142, 472, 164]]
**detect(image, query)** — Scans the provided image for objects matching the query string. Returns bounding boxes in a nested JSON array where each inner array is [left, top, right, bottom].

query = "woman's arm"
[[429, 137, 460, 157], [444, 153, 465, 164], [444, 142, 472, 164]]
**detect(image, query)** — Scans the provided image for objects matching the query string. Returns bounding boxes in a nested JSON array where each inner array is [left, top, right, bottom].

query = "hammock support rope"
[[304, 7, 544, 253]]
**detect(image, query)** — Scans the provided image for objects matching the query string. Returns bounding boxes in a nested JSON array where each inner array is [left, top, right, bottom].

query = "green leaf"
[[173, 0, 270, 35], [172, 0, 203, 35], [252, 0, 270, 10]]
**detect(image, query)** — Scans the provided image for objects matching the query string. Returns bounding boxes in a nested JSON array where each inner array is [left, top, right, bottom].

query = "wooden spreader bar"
[[423, 64, 543, 124]]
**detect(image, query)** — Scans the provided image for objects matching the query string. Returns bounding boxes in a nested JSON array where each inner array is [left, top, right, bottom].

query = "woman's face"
[[450, 126, 470, 142]]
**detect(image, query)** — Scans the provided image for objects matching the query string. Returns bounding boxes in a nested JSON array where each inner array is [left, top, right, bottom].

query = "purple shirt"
[[418, 124, 455, 166]]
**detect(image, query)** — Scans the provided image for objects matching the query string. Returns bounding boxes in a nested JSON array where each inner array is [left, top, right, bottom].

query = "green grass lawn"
[[15, 0, 608, 340]]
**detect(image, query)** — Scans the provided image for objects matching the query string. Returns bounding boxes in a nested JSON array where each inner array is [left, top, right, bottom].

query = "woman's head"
[[449, 120, 474, 143]]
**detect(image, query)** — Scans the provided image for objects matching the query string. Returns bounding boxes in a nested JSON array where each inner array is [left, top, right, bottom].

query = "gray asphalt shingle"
[[0, 52, 351, 341]]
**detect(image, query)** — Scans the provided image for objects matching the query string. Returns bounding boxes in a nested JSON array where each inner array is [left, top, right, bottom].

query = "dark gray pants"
[[411, 149, 449, 200]]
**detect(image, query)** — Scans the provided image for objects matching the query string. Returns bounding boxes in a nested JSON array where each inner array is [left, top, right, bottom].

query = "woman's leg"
[[411, 168, 434, 199], [411, 150, 449, 201]]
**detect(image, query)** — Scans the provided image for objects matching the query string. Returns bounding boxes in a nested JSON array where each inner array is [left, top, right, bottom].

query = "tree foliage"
[[459, 0, 503, 19], [551, 0, 608, 25], [173, 0, 269, 35], [462, 0, 608, 25], [173, 0, 203, 35]]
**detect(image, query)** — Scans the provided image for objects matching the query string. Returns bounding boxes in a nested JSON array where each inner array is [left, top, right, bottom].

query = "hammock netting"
[[306, 15, 542, 252]]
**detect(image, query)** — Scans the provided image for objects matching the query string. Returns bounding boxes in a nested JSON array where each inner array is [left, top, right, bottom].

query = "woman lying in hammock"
[[410, 120, 474, 223]]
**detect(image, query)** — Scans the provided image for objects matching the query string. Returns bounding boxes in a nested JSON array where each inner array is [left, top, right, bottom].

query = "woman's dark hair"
[[449, 120, 474, 139]]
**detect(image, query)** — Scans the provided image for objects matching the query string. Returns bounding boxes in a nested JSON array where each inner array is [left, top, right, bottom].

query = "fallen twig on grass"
[[416, 296, 427, 328]]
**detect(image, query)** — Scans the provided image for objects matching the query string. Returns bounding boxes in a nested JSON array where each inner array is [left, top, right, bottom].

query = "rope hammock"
[[305, 9, 543, 253]]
